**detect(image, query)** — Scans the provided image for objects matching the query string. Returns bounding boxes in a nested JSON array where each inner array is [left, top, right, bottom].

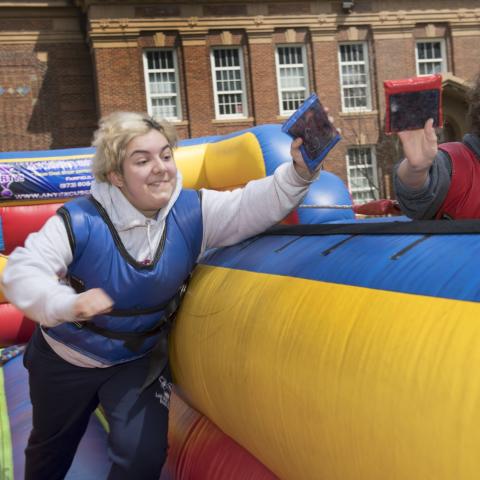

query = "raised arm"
[[200, 138, 319, 253], [396, 118, 439, 189]]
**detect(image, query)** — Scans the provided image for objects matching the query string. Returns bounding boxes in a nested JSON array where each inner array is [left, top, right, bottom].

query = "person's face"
[[108, 129, 177, 217]]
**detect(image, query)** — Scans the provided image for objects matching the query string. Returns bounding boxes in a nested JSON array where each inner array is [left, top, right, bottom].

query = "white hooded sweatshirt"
[[2, 163, 313, 367]]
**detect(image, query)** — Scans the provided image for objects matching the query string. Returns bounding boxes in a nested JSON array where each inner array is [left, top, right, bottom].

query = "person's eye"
[[135, 157, 148, 165]]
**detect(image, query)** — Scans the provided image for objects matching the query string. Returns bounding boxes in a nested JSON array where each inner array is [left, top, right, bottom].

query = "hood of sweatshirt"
[[90, 170, 184, 233]]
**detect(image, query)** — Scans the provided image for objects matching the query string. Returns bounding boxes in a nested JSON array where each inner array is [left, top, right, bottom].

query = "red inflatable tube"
[[161, 392, 278, 480], [0, 303, 35, 346], [0, 202, 62, 254]]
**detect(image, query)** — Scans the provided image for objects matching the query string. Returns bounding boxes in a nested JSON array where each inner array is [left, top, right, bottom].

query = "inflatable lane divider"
[[170, 225, 480, 480]]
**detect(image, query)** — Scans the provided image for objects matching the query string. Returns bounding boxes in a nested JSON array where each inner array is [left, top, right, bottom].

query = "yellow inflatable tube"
[[176, 132, 267, 190], [171, 231, 480, 480]]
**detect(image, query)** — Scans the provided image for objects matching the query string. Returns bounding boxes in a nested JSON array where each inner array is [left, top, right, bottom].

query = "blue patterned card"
[[282, 93, 341, 171]]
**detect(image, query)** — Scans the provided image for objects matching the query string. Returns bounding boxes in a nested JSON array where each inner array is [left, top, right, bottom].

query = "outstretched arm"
[[200, 137, 321, 253]]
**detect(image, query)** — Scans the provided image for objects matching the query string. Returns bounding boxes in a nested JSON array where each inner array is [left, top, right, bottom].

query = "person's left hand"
[[291, 137, 316, 180]]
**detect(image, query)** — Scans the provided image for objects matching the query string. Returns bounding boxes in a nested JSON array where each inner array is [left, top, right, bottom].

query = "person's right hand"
[[73, 288, 113, 321], [396, 118, 439, 189], [398, 118, 438, 170]]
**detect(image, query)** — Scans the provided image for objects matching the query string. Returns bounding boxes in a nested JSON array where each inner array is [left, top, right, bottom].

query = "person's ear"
[[107, 171, 124, 187]]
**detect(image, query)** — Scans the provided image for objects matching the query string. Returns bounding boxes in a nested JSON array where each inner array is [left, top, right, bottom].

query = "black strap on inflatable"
[[265, 219, 480, 236]]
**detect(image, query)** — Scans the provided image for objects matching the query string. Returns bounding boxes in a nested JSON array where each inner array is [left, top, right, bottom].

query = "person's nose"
[[152, 156, 166, 174]]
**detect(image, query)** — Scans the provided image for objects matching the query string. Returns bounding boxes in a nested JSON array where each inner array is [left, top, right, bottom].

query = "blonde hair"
[[91, 111, 178, 182]]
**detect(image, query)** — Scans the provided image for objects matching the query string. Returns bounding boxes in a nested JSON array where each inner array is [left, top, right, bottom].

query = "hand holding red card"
[[384, 74, 443, 133]]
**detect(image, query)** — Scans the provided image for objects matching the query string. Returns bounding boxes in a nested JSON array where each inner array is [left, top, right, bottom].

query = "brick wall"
[[0, 44, 97, 151], [451, 35, 480, 82], [247, 42, 277, 126], [3, 0, 480, 199], [182, 44, 216, 138], [93, 47, 147, 118], [311, 38, 346, 180]]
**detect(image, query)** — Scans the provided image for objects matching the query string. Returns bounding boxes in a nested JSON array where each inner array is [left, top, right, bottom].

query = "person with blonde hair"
[[2, 111, 322, 479]]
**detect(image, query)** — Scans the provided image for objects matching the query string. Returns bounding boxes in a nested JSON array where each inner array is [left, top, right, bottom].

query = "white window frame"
[[143, 49, 182, 121], [275, 44, 310, 116], [346, 146, 379, 203], [415, 39, 447, 76], [338, 42, 372, 113], [210, 47, 248, 119]]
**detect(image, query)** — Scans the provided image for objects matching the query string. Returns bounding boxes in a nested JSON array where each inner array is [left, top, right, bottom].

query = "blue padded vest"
[[44, 189, 203, 365]]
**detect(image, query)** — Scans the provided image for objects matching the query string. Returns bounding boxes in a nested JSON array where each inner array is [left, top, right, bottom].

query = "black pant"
[[23, 327, 172, 480]]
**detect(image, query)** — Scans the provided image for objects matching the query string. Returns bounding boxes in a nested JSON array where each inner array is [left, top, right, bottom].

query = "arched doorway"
[[441, 74, 470, 142]]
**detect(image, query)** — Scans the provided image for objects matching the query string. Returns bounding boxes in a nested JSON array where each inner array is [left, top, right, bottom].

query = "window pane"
[[218, 93, 243, 115], [149, 72, 176, 94], [341, 44, 364, 63], [419, 62, 442, 75], [145, 50, 180, 120], [281, 90, 305, 112], [416, 41, 444, 75], [151, 97, 177, 119], [339, 43, 370, 112], [280, 67, 306, 89], [214, 49, 240, 68], [344, 87, 368, 109], [276, 46, 308, 115], [212, 48, 247, 118], [347, 147, 378, 203]]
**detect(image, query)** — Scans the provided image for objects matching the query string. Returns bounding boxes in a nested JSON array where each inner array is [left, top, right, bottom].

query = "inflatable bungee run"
[[1, 124, 480, 479]]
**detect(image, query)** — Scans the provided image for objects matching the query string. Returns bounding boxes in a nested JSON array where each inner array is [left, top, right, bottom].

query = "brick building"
[[1, 0, 479, 201]]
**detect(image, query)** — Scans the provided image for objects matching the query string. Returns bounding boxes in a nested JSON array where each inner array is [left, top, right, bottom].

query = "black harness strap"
[[61, 281, 189, 392], [72, 283, 187, 353], [67, 273, 178, 318]]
